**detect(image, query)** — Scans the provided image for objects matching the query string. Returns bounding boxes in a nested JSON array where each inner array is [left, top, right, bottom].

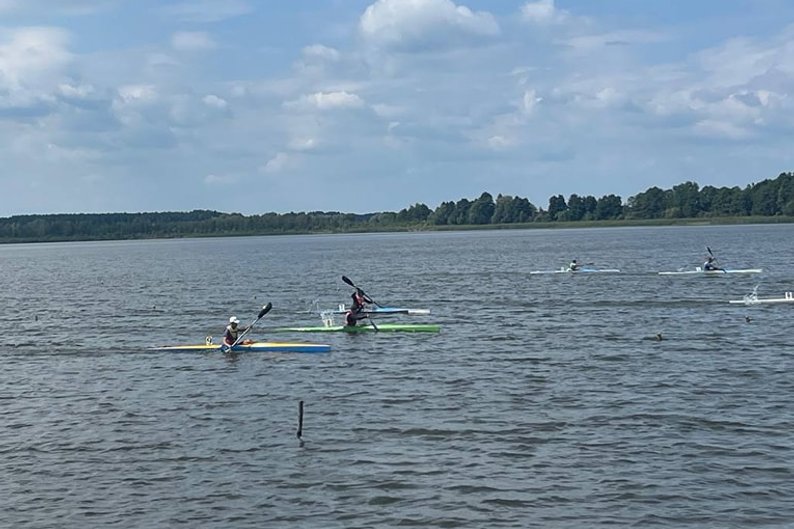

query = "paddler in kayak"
[[223, 316, 253, 347], [345, 288, 374, 327], [704, 255, 721, 271], [568, 259, 581, 271]]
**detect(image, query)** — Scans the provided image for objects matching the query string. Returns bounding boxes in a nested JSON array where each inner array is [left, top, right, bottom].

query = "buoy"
[[297, 400, 304, 439]]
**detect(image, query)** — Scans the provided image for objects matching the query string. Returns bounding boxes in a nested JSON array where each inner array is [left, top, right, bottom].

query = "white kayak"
[[530, 267, 620, 275], [729, 290, 794, 305], [330, 305, 431, 316], [659, 266, 762, 276]]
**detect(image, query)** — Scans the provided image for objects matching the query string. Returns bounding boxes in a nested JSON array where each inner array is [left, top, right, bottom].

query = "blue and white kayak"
[[529, 267, 620, 275], [271, 323, 440, 333], [729, 291, 794, 305], [153, 342, 331, 353], [331, 305, 430, 316], [659, 267, 762, 276]]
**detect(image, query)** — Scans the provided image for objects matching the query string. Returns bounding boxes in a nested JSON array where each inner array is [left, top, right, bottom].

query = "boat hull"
[[330, 306, 431, 316], [729, 292, 794, 305], [659, 267, 762, 276], [529, 267, 620, 275], [153, 342, 331, 353], [271, 323, 441, 333]]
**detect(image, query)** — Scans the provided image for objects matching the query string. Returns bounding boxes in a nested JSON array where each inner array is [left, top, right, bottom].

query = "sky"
[[2, 0, 794, 216]]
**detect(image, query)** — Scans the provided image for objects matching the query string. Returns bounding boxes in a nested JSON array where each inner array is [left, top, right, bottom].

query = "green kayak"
[[270, 323, 441, 333]]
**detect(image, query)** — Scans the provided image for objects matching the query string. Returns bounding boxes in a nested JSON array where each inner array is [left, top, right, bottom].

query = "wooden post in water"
[[297, 400, 304, 439]]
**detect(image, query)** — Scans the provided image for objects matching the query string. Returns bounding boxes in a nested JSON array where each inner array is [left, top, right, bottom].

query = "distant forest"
[[1, 172, 793, 243]]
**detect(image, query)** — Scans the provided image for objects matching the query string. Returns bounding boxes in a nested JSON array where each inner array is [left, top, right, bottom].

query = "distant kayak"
[[271, 323, 441, 333], [659, 267, 762, 276], [729, 290, 794, 305], [153, 342, 331, 353], [330, 305, 431, 316], [529, 267, 620, 275]]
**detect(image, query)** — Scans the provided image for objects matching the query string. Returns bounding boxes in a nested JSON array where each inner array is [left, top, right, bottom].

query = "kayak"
[[270, 323, 441, 333], [330, 305, 431, 316], [729, 291, 794, 305], [529, 267, 620, 275], [659, 267, 762, 276], [153, 341, 331, 353]]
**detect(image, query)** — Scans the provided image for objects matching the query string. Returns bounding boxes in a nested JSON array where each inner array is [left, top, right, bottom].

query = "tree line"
[[1, 172, 792, 243]]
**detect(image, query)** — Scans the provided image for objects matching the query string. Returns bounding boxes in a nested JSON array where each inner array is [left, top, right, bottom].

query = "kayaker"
[[568, 259, 580, 271], [223, 316, 251, 346], [345, 288, 373, 327], [704, 256, 719, 271]]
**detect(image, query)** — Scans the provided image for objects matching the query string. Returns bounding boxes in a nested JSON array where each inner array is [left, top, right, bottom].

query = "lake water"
[[1, 224, 793, 528]]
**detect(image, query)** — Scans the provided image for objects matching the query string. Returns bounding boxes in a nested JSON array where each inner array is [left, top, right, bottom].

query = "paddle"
[[706, 246, 727, 273], [222, 302, 273, 352]]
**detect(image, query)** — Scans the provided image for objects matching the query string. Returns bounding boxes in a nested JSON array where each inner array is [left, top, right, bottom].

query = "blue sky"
[[2, 0, 794, 216]]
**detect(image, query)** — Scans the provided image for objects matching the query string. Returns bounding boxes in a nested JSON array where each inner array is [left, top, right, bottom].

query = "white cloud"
[[116, 84, 157, 104], [0, 27, 72, 87], [521, 89, 542, 115], [695, 37, 779, 88], [204, 173, 237, 185], [286, 91, 365, 111], [564, 30, 667, 51], [288, 137, 318, 151], [302, 44, 340, 62], [261, 152, 292, 173], [44, 142, 102, 163], [520, 0, 568, 24], [360, 0, 499, 51], [203, 94, 228, 109], [693, 119, 753, 140], [171, 31, 217, 51], [58, 82, 95, 99], [372, 103, 404, 118], [487, 134, 516, 149]]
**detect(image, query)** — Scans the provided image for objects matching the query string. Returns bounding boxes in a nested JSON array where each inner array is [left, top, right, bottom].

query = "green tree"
[[566, 194, 585, 221], [397, 203, 431, 223], [430, 201, 455, 225], [594, 194, 623, 220], [547, 194, 567, 221], [468, 192, 495, 224], [628, 186, 666, 219], [669, 182, 700, 218], [451, 198, 471, 225]]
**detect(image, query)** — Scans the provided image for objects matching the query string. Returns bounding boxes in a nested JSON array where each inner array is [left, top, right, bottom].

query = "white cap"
[[229, 316, 239, 324]]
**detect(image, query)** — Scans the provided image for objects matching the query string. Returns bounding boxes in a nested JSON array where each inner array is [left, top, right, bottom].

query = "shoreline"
[[1, 215, 792, 245]]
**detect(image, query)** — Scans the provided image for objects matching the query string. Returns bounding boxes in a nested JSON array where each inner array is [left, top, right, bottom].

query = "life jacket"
[[224, 324, 240, 345], [351, 291, 367, 311]]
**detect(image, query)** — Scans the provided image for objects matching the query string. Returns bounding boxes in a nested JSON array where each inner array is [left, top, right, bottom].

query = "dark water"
[[1, 225, 793, 528]]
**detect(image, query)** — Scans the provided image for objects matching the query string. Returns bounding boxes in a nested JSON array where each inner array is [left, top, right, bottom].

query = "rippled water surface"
[[2, 225, 793, 528]]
